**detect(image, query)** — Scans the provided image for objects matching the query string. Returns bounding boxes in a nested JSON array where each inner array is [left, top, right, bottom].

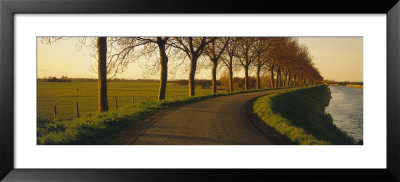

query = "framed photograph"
[[1, 0, 399, 181]]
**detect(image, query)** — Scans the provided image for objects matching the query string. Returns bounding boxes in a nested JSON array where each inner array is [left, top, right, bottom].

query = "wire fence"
[[38, 91, 227, 121]]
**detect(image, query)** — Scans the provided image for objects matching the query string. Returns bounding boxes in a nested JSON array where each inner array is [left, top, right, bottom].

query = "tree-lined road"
[[114, 89, 292, 145]]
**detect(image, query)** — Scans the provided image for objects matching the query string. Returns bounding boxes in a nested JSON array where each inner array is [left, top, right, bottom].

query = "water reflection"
[[325, 86, 363, 141]]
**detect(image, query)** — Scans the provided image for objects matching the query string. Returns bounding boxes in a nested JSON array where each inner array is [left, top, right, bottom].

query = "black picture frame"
[[1, 0, 399, 181]]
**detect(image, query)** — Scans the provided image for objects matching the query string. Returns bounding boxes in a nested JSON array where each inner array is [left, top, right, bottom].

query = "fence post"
[[53, 106, 57, 119], [76, 101, 80, 118], [115, 96, 118, 110], [132, 96, 135, 105]]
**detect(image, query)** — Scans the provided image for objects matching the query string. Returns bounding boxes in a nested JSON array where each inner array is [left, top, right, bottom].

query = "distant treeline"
[[323, 80, 363, 86], [40, 76, 71, 82], [37, 76, 261, 90], [38, 77, 159, 82], [38, 77, 220, 89]]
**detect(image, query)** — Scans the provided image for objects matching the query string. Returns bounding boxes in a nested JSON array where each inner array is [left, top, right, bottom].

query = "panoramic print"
[[37, 37, 363, 145]]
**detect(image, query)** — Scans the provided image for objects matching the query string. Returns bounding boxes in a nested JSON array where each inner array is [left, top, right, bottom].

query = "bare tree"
[[40, 37, 109, 112], [204, 37, 230, 93], [40, 37, 140, 112], [274, 38, 296, 88], [252, 38, 273, 89], [265, 37, 289, 88], [171, 37, 216, 96], [236, 37, 258, 90], [221, 37, 239, 92], [156, 37, 170, 100], [263, 37, 323, 88], [112, 37, 171, 100], [282, 38, 301, 87]]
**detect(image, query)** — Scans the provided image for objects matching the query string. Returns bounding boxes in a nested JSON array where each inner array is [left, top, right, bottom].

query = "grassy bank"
[[37, 88, 278, 144], [253, 85, 355, 145]]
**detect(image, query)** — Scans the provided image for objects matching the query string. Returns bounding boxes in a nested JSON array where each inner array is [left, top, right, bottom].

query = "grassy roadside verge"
[[253, 85, 356, 145], [37, 88, 285, 145]]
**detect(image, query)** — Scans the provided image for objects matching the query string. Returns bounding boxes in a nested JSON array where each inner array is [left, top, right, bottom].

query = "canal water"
[[325, 86, 363, 141]]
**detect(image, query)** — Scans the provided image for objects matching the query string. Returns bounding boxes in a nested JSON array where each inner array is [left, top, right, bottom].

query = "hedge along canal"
[[252, 85, 358, 145]]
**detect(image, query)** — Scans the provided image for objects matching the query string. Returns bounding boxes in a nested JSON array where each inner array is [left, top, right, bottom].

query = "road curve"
[[116, 89, 291, 145]]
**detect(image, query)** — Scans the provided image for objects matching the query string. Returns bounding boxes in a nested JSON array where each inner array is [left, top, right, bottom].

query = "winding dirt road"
[[110, 88, 292, 145]]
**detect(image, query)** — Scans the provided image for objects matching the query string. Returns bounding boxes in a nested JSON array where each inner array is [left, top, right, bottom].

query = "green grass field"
[[38, 80, 227, 121], [37, 83, 269, 144]]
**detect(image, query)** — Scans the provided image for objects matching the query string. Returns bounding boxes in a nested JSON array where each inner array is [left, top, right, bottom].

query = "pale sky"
[[297, 37, 363, 82], [37, 37, 363, 82]]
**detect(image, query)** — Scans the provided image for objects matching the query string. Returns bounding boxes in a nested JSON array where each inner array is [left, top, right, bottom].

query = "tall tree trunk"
[[211, 60, 218, 94], [288, 71, 292, 87], [97, 37, 108, 112], [279, 69, 283, 87], [157, 39, 168, 100], [270, 66, 275, 88], [244, 65, 249, 90], [277, 68, 281, 88], [229, 65, 233, 92], [189, 55, 198, 96], [297, 77, 300, 86], [256, 66, 261, 89], [283, 71, 288, 87]]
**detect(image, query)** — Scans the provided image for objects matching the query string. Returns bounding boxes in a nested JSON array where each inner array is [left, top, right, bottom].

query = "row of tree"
[[41, 37, 323, 112], [40, 76, 71, 82]]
